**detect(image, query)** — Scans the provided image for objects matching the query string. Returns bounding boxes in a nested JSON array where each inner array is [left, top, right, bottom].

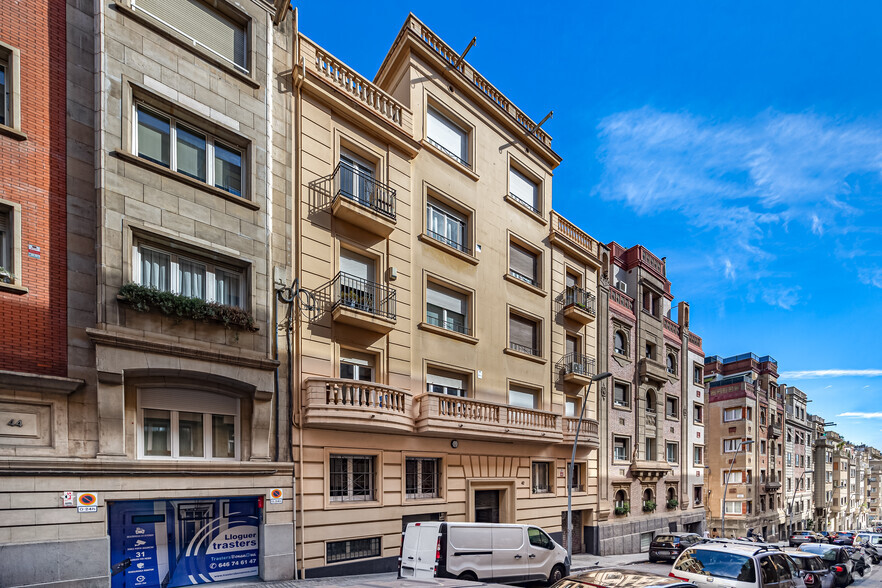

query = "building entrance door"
[[561, 511, 583, 553], [475, 490, 500, 523]]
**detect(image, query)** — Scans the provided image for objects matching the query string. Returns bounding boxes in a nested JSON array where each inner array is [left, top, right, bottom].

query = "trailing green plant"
[[118, 283, 258, 332], [642, 500, 657, 512], [667, 498, 679, 509], [614, 502, 630, 516], [0, 267, 13, 284]]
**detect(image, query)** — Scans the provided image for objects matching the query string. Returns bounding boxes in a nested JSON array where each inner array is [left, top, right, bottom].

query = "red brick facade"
[[0, 0, 67, 376]]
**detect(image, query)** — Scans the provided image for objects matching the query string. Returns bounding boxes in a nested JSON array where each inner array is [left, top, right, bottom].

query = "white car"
[[670, 541, 806, 588]]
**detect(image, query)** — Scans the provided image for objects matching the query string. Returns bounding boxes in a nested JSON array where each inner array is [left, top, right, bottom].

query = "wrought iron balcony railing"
[[328, 272, 396, 320], [332, 162, 396, 219], [556, 353, 596, 378]]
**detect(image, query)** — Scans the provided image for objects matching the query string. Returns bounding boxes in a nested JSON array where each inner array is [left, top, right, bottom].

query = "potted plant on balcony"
[[667, 498, 679, 509], [614, 502, 630, 516], [0, 267, 13, 284], [643, 500, 657, 513]]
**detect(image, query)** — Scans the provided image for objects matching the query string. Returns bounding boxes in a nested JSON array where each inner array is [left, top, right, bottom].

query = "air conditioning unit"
[[616, 281, 628, 294], [570, 362, 585, 375]]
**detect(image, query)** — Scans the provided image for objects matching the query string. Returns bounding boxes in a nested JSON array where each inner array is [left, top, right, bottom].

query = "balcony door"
[[339, 149, 375, 207], [340, 249, 376, 313], [340, 350, 375, 383]]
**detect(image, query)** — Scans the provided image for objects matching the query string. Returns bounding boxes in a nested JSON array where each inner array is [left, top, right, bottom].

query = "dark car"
[[790, 531, 821, 547], [551, 569, 697, 588], [818, 532, 835, 543], [789, 553, 835, 588], [648, 533, 701, 563], [798, 544, 855, 587], [832, 532, 854, 546]]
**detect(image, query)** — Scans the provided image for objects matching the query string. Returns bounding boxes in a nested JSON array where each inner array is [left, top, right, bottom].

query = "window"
[[724, 439, 742, 453], [693, 365, 703, 384], [509, 166, 539, 213], [426, 282, 468, 334], [138, 387, 239, 460], [509, 384, 538, 409], [509, 241, 539, 287], [0, 205, 13, 281], [693, 485, 703, 505], [666, 442, 679, 463], [426, 107, 468, 165], [614, 330, 627, 355], [326, 537, 380, 564], [725, 471, 744, 484], [531, 461, 552, 493], [340, 350, 375, 382], [645, 390, 656, 413], [568, 462, 584, 492], [614, 489, 627, 508], [694, 445, 704, 465], [0, 44, 20, 131], [760, 409, 766, 425], [338, 149, 376, 208], [132, 0, 247, 72], [645, 437, 656, 461], [565, 396, 579, 417], [135, 104, 244, 197], [723, 408, 743, 422], [666, 353, 676, 374], [528, 527, 554, 549], [134, 242, 246, 307], [330, 455, 375, 502], [406, 457, 440, 499], [645, 341, 656, 360], [426, 198, 468, 253], [0, 51, 8, 127], [666, 396, 679, 419], [760, 440, 767, 455], [693, 404, 704, 424], [427, 368, 467, 397], [642, 488, 654, 507], [509, 313, 539, 356], [613, 382, 630, 408], [724, 501, 742, 514], [614, 437, 630, 462]]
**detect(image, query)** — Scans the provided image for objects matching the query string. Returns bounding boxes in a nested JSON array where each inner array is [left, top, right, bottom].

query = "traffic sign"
[[77, 492, 98, 512], [268, 488, 283, 504]]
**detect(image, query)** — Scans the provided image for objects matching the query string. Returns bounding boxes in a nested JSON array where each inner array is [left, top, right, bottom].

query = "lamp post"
[[721, 439, 754, 538], [788, 470, 814, 538], [567, 371, 611, 564]]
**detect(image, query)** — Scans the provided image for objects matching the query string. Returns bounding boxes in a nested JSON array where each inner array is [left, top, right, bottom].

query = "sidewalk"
[[570, 551, 651, 572]]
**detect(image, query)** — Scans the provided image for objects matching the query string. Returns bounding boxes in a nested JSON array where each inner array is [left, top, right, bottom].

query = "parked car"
[[797, 544, 855, 587], [790, 531, 822, 547], [854, 531, 882, 548], [831, 532, 855, 546], [670, 541, 806, 588], [551, 569, 697, 588], [398, 521, 569, 584], [788, 553, 836, 588], [818, 532, 835, 543], [649, 533, 702, 563]]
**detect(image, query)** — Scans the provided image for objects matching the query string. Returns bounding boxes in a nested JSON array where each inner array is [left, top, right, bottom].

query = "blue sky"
[[297, 1, 882, 447]]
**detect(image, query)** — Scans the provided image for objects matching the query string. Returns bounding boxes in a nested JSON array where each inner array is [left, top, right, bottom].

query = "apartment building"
[[704, 353, 788, 540], [810, 413, 835, 531], [784, 386, 812, 533], [865, 447, 882, 527], [289, 14, 612, 576], [855, 448, 870, 529], [829, 431, 851, 531], [601, 243, 705, 554], [0, 0, 297, 585]]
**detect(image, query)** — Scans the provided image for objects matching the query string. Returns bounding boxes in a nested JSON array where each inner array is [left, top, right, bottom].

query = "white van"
[[398, 521, 570, 584]]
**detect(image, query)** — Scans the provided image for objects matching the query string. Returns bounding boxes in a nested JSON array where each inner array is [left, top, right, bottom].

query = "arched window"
[[646, 389, 656, 413], [614, 331, 626, 355], [667, 487, 676, 501], [643, 488, 654, 505], [614, 489, 627, 508], [666, 353, 676, 374]]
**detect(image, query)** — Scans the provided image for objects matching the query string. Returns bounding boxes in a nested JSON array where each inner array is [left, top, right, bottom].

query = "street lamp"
[[721, 439, 754, 538], [567, 371, 611, 563], [788, 470, 814, 539]]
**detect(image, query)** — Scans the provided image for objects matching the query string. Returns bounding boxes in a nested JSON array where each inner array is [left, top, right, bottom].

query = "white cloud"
[[595, 107, 882, 295], [839, 412, 882, 419], [760, 284, 801, 310], [779, 369, 882, 379]]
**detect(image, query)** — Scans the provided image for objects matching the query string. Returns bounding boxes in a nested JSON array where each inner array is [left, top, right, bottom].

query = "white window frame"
[[666, 396, 679, 419], [0, 42, 21, 131], [136, 389, 240, 461], [405, 457, 440, 499], [133, 102, 246, 198], [724, 501, 742, 514], [613, 381, 630, 408], [426, 367, 468, 398], [329, 454, 376, 502], [132, 241, 246, 308], [723, 439, 742, 453], [613, 437, 630, 462], [0, 200, 21, 286], [425, 106, 469, 165], [426, 198, 468, 253], [508, 166, 540, 213], [426, 281, 469, 335], [666, 441, 679, 463], [723, 408, 742, 422], [694, 445, 704, 465]]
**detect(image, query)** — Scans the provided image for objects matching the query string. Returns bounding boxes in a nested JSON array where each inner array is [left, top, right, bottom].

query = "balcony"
[[557, 353, 596, 386], [764, 479, 782, 492], [330, 162, 397, 237], [415, 393, 562, 443], [558, 286, 597, 325], [630, 460, 672, 482], [327, 272, 397, 333], [302, 377, 413, 433], [770, 423, 782, 438], [548, 211, 603, 266], [563, 417, 600, 447], [639, 357, 669, 386]]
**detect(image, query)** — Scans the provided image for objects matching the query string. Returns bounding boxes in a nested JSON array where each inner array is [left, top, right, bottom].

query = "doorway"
[[475, 490, 500, 523], [561, 511, 583, 554]]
